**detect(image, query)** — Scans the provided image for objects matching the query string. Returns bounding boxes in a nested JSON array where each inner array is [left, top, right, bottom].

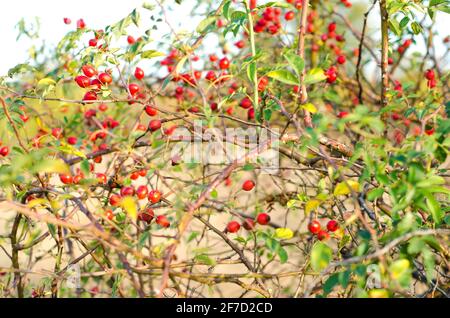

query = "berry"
[[89, 39, 97, 47], [138, 209, 155, 223], [134, 67, 145, 80], [120, 186, 135, 197], [242, 218, 255, 231], [67, 136, 78, 145], [337, 55, 346, 64], [242, 180, 255, 191], [96, 173, 107, 184], [156, 215, 170, 228], [127, 35, 136, 45], [149, 120, 162, 132], [76, 19, 86, 29], [52, 128, 63, 139], [105, 209, 114, 221], [144, 105, 157, 117], [226, 221, 240, 233], [425, 69, 435, 80], [308, 220, 321, 234], [109, 194, 121, 206], [219, 57, 230, 70], [98, 72, 112, 85], [0, 146, 8, 157], [136, 185, 149, 200], [75, 75, 90, 88], [148, 190, 162, 204], [256, 213, 271, 225], [63, 18, 71, 25], [82, 65, 97, 78], [59, 173, 73, 185], [326, 220, 339, 232], [240, 97, 252, 109], [317, 230, 330, 241], [128, 83, 140, 95], [285, 11, 295, 21], [83, 91, 97, 102]]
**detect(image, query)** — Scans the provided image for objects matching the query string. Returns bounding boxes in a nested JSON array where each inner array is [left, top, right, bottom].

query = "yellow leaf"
[[368, 289, 389, 298], [58, 143, 86, 158], [35, 159, 69, 174], [305, 199, 320, 215], [37, 77, 56, 87], [27, 198, 49, 209], [333, 180, 360, 196], [120, 196, 138, 220], [302, 103, 317, 114], [275, 228, 294, 240]]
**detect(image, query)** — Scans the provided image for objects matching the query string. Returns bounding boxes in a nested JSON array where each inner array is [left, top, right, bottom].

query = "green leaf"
[[266, 70, 298, 85], [195, 254, 216, 266], [310, 242, 332, 272], [411, 22, 422, 35], [424, 193, 443, 224], [304, 68, 327, 85], [278, 247, 288, 264], [140, 50, 165, 59], [389, 259, 412, 288], [284, 52, 304, 77], [196, 16, 217, 33], [367, 188, 384, 201]]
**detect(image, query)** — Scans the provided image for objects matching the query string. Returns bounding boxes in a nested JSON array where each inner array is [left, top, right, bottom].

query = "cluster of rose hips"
[[425, 69, 436, 89], [226, 213, 271, 233], [307, 219, 339, 241]]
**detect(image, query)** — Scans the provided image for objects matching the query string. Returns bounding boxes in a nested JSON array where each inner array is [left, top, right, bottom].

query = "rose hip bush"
[[0, 0, 449, 298]]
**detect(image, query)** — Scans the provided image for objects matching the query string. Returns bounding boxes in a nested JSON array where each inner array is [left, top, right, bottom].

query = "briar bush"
[[0, 0, 449, 298]]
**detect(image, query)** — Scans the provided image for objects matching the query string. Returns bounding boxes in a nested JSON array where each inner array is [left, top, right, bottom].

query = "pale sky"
[[0, 0, 448, 75]]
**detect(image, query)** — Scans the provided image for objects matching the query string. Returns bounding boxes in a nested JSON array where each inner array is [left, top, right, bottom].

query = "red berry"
[[308, 220, 321, 234], [326, 220, 339, 232], [156, 215, 170, 228], [317, 230, 330, 241], [148, 190, 162, 204], [76, 19, 86, 29], [52, 128, 63, 139], [256, 213, 271, 225], [218, 57, 230, 70], [67, 136, 78, 145], [240, 97, 252, 109], [247, 108, 255, 120], [0, 146, 9, 157], [136, 185, 149, 200], [337, 55, 346, 64], [98, 72, 112, 85], [120, 186, 135, 197], [226, 221, 240, 233], [59, 173, 73, 185], [83, 91, 97, 102], [63, 18, 71, 25], [134, 67, 145, 80], [82, 65, 97, 78], [242, 218, 255, 231], [149, 119, 162, 132], [96, 173, 107, 184], [89, 38, 97, 47], [338, 111, 349, 118], [75, 75, 90, 88], [138, 209, 155, 224], [128, 83, 140, 95], [130, 171, 140, 180], [105, 209, 114, 221], [242, 180, 255, 191], [285, 11, 295, 21], [425, 69, 435, 80], [109, 194, 121, 206], [127, 35, 136, 45]]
